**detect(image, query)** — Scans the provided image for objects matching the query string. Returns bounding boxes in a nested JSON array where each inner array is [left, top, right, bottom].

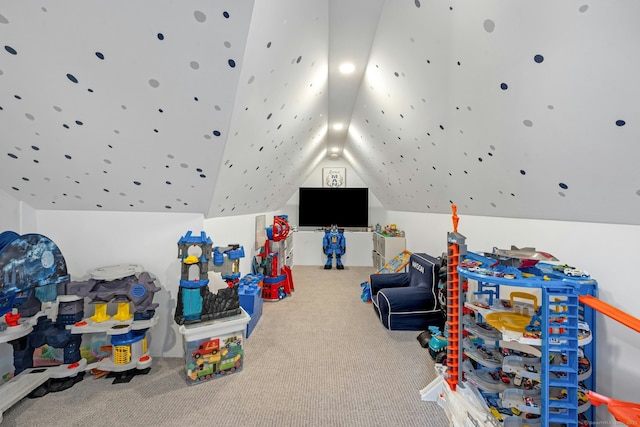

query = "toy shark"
[[484, 246, 558, 269]]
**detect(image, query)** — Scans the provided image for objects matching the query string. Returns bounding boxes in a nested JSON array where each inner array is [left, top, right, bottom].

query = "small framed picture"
[[323, 167, 346, 188]]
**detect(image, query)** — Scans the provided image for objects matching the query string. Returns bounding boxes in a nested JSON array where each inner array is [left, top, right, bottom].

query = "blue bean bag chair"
[[370, 252, 444, 330]]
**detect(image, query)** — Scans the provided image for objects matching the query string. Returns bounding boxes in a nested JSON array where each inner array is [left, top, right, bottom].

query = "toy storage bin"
[[178, 308, 250, 385], [239, 284, 262, 338]]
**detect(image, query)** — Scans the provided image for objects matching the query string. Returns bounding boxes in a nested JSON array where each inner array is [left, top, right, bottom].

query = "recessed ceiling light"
[[330, 147, 340, 153], [339, 62, 355, 74], [332, 123, 344, 131]]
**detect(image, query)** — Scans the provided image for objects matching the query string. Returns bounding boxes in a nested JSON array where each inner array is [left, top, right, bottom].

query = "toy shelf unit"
[[371, 232, 406, 271], [458, 251, 597, 426]]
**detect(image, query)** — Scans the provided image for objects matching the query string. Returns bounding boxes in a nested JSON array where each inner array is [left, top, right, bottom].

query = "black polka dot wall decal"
[[267, 113, 272, 119], [199, 174, 206, 178], [157, 33, 164, 40], [523, 120, 533, 127], [166, 181, 171, 185], [296, 56, 302, 63], [534, 54, 544, 63], [500, 83, 508, 90], [559, 183, 568, 189], [149, 79, 160, 88], [8, 153, 17, 159], [616, 120, 626, 126], [133, 181, 141, 186], [267, 42, 271, 48], [4, 45, 17, 55], [579, 5, 589, 12], [0, 14, 9, 23], [95, 52, 104, 60], [223, 11, 230, 18], [213, 130, 221, 136], [228, 59, 236, 67], [31, 145, 39, 150], [415, 0, 421, 7], [520, 169, 526, 175], [63, 124, 69, 129], [64, 154, 72, 159], [75, 120, 83, 125], [67, 74, 78, 83]]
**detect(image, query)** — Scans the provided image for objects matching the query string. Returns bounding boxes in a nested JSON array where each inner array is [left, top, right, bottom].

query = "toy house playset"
[[0, 231, 161, 422]]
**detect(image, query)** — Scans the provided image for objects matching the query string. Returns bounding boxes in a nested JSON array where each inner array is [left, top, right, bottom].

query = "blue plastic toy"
[[427, 325, 448, 363], [323, 225, 346, 270], [360, 281, 371, 302]]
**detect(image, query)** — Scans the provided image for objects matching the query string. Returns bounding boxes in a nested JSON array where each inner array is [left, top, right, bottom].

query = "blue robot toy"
[[323, 225, 346, 270]]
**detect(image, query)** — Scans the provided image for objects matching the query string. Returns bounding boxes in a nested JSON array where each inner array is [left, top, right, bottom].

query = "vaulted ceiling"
[[2, 1, 640, 225]]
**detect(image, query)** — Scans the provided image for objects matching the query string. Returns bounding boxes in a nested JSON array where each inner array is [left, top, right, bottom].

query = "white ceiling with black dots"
[[2, 1, 640, 225]]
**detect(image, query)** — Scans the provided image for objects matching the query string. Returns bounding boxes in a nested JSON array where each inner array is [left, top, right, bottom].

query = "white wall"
[[387, 210, 640, 407], [204, 210, 282, 287], [292, 230, 374, 266], [36, 210, 204, 358], [0, 190, 21, 233]]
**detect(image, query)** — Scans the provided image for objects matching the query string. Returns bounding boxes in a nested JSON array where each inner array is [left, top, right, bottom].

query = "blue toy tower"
[[175, 231, 242, 325]]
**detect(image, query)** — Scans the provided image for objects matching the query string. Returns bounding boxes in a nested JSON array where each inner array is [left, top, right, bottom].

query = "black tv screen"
[[298, 187, 368, 228]]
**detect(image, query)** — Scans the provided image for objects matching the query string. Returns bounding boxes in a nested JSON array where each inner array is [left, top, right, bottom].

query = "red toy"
[[259, 216, 294, 301], [4, 309, 20, 327]]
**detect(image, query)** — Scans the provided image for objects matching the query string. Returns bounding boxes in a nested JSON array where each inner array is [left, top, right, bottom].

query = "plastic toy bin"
[[239, 283, 262, 338], [178, 308, 250, 385]]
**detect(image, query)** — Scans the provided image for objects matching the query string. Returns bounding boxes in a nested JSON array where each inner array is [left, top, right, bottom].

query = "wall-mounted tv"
[[298, 187, 368, 228]]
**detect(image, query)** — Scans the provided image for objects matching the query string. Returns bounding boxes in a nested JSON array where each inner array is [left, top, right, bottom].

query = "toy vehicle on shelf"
[[564, 268, 590, 277]]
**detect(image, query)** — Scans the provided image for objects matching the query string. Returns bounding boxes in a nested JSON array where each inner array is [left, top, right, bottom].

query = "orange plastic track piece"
[[588, 391, 640, 426], [578, 294, 640, 333]]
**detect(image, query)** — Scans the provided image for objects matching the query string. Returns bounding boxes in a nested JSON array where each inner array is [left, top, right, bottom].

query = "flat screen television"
[[298, 187, 368, 228]]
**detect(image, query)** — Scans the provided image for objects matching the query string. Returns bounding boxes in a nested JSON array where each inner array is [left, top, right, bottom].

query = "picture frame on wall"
[[323, 167, 346, 188]]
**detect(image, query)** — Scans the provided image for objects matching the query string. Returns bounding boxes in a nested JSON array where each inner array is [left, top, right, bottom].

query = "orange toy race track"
[[578, 294, 640, 425], [578, 294, 640, 333]]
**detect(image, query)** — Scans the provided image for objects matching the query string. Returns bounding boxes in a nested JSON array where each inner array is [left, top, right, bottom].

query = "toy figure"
[[323, 225, 346, 270]]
